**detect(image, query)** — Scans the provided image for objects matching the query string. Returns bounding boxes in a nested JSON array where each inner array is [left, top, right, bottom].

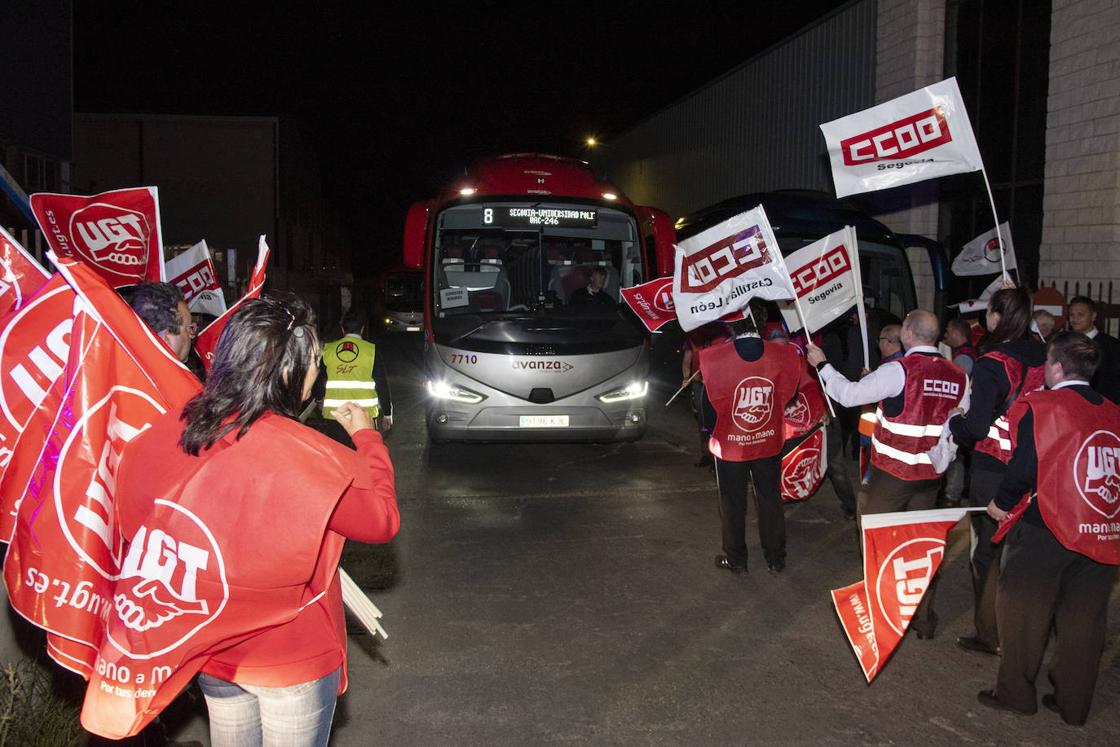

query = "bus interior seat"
[[443, 262, 511, 310], [549, 264, 619, 304], [544, 243, 572, 265]]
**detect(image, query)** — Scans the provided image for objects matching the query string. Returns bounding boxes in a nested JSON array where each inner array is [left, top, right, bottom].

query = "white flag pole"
[[773, 246, 837, 418], [979, 165, 1008, 280], [847, 226, 871, 372]]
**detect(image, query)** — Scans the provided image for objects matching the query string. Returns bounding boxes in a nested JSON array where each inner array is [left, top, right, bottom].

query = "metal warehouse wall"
[[595, 0, 877, 218]]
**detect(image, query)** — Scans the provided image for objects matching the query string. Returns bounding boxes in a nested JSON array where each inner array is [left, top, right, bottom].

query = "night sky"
[[74, 1, 850, 267]]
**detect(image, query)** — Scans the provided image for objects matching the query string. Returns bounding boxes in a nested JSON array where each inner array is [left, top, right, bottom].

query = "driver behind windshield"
[[568, 266, 614, 309]]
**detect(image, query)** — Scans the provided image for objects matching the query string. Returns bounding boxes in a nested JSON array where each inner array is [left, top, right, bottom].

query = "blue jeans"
[[197, 667, 341, 747]]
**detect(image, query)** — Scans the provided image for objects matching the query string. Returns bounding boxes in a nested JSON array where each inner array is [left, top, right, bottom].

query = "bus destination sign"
[[484, 206, 598, 228]]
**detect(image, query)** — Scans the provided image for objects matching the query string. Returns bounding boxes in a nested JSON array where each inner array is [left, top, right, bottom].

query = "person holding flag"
[[99, 294, 400, 744], [946, 287, 1044, 656], [807, 310, 968, 638], [979, 332, 1120, 725], [127, 281, 196, 363], [701, 315, 801, 574]]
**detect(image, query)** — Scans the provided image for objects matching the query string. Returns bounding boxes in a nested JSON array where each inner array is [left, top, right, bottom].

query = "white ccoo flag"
[[671, 206, 795, 332], [820, 77, 983, 198], [778, 227, 861, 334], [164, 239, 228, 318], [951, 222, 1017, 277]]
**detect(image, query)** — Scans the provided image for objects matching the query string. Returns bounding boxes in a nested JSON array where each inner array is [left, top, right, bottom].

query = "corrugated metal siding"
[[597, 0, 877, 218]]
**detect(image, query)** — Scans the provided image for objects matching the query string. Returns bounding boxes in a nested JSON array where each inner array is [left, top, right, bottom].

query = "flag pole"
[[846, 226, 871, 372], [665, 370, 699, 407], [773, 247, 837, 418], [979, 165, 1008, 280]]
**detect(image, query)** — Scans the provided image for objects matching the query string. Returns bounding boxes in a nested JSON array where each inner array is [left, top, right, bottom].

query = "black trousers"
[[714, 454, 784, 567], [995, 520, 1118, 724], [825, 420, 857, 512], [967, 466, 1005, 648], [859, 466, 942, 637]]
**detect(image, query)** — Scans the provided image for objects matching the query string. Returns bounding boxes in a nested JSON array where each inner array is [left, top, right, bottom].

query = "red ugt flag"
[[194, 236, 270, 371], [780, 425, 826, 503], [831, 507, 971, 681], [2, 254, 200, 682], [0, 275, 76, 535], [30, 188, 165, 289], [620, 276, 676, 332], [0, 226, 51, 317]]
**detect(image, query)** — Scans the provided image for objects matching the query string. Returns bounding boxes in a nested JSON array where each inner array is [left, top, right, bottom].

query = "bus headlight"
[[597, 381, 648, 403], [427, 380, 485, 404]]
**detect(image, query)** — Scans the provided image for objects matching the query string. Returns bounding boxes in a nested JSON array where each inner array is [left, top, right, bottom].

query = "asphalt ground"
[[157, 333, 1120, 745]]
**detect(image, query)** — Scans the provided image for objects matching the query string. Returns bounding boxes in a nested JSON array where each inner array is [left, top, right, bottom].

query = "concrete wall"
[[869, 0, 947, 311], [1038, 0, 1120, 309], [594, 0, 877, 218]]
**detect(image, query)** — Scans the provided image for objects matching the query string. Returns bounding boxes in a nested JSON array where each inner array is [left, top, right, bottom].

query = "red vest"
[[783, 361, 826, 441], [1006, 389, 1120, 564], [974, 350, 1045, 463], [700, 340, 800, 461], [871, 353, 967, 481], [81, 411, 374, 738]]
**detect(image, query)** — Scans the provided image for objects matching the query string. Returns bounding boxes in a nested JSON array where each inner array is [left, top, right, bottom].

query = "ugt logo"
[[653, 287, 675, 313], [840, 108, 952, 166], [732, 376, 774, 433], [69, 203, 150, 279], [681, 226, 769, 294], [876, 538, 945, 636], [782, 449, 821, 500], [1074, 430, 1120, 519]]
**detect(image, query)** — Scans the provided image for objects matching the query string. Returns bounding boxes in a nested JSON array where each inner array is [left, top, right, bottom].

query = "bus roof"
[[674, 189, 902, 247], [440, 153, 635, 209]]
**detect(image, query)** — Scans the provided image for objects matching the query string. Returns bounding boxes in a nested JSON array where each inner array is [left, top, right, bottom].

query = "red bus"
[[402, 153, 675, 442]]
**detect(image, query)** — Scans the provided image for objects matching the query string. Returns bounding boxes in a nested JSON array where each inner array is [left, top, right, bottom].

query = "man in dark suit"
[[1068, 296, 1120, 403], [979, 332, 1120, 725]]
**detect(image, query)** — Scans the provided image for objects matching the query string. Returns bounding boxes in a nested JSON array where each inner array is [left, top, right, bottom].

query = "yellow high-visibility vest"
[[321, 336, 379, 419]]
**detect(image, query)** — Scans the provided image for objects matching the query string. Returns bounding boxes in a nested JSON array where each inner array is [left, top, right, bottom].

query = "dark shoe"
[[1041, 693, 1060, 716], [957, 635, 1000, 656], [976, 689, 1035, 716], [913, 628, 936, 640], [714, 555, 745, 574], [766, 558, 786, 574], [842, 507, 857, 521]]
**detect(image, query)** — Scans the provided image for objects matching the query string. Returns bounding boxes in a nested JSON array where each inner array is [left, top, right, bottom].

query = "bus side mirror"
[[402, 201, 430, 270], [636, 206, 676, 278]]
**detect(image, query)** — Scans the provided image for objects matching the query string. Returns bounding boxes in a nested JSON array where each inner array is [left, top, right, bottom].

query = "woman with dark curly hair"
[[111, 293, 399, 746], [948, 286, 1044, 657]]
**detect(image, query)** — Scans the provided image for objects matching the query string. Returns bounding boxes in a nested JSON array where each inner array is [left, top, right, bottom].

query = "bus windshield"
[[385, 272, 422, 312], [432, 202, 644, 319]]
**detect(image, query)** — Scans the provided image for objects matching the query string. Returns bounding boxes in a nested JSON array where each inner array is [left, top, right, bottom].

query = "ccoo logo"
[[841, 108, 952, 166], [732, 376, 774, 433], [69, 203, 150, 280], [1074, 430, 1120, 519], [876, 538, 944, 636]]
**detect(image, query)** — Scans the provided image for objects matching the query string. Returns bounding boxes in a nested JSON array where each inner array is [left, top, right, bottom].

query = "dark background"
[[73, 0, 850, 271]]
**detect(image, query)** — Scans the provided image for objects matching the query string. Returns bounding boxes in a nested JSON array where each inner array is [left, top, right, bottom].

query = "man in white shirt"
[[807, 310, 970, 639]]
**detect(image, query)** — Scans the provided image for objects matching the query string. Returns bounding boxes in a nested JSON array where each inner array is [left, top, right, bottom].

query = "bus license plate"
[[519, 415, 569, 428]]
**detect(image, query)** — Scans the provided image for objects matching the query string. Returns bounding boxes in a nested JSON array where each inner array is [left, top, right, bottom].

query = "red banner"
[[30, 188, 165, 288], [620, 276, 676, 332], [0, 227, 51, 317], [831, 508, 971, 681], [783, 362, 826, 441], [0, 275, 76, 531], [2, 254, 200, 717], [781, 425, 826, 503], [194, 236, 269, 370]]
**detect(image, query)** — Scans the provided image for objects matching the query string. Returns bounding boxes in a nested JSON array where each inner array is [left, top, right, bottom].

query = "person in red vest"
[[979, 332, 1120, 725], [700, 315, 801, 574], [947, 287, 1045, 656], [112, 294, 399, 745], [807, 310, 968, 639]]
